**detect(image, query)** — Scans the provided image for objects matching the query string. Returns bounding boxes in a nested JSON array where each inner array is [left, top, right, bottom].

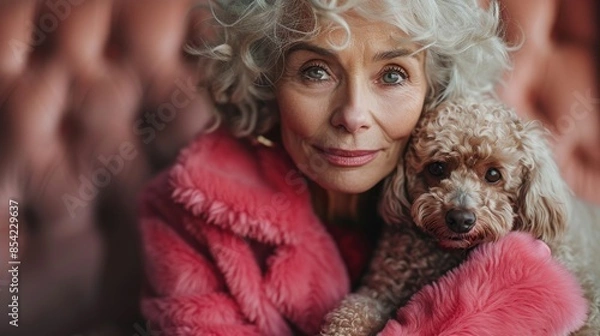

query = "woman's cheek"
[[278, 88, 329, 137], [378, 93, 424, 140]]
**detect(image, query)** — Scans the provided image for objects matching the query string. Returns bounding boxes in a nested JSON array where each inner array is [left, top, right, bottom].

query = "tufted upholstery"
[[0, 1, 597, 335], [0, 1, 213, 335], [498, 0, 600, 204]]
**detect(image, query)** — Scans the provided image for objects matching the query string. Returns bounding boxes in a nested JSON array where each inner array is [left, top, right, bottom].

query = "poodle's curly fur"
[[320, 98, 600, 335]]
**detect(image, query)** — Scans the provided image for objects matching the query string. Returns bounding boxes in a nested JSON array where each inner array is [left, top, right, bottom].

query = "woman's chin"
[[308, 170, 381, 194]]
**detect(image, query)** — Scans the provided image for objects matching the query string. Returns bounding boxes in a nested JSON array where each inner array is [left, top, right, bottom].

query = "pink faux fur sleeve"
[[139, 173, 262, 336], [140, 217, 263, 336], [379, 232, 588, 336]]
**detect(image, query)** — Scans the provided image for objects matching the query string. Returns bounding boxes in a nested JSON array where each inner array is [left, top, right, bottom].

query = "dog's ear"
[[379, 146, 418, 226], [379, 106, 433, 226], [379, 163, 411, 226], [515, 120, 569, 242]]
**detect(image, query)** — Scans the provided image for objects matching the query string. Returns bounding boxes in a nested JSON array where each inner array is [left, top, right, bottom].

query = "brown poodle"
[[320, 97, 600, 335]]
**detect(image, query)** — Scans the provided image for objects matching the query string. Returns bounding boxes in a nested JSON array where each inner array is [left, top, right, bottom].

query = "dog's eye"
[[427, 162, 446, 177], [485, 168, 502, 183]]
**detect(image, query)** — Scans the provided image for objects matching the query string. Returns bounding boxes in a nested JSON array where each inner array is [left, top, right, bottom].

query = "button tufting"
[[0, 0, 598, 335]]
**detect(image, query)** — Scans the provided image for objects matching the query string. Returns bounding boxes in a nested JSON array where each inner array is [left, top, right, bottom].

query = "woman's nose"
[[330, 80, 373, 133]]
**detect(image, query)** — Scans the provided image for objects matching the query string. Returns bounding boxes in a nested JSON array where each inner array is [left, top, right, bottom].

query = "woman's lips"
[[315, 147, 380, 167]]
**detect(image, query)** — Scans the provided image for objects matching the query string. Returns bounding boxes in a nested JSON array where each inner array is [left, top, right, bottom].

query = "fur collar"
[[169, 128, 318, 245]]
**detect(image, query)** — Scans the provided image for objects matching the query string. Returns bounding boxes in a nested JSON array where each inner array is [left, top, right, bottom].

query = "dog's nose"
[[445, 209, 476, 233]]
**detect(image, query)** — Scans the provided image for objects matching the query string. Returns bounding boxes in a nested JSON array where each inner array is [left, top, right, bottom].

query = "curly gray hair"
[[189, 0, 512, 137]]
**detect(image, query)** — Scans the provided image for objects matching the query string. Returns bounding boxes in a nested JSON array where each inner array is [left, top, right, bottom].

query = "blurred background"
[[0, 0, 597, 335]]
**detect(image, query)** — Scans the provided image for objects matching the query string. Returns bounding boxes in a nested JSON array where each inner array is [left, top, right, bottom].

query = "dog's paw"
[[320, 294, 387, 336]]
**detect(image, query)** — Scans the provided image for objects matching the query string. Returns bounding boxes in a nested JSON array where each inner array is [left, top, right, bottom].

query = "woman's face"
[[275, 14, 428, 194]]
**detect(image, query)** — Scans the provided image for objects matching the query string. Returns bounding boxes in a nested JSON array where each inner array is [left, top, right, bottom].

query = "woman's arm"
[[139, 173, 262, 336], [379, 232, 588, 336], [140, 218, 262, 336]]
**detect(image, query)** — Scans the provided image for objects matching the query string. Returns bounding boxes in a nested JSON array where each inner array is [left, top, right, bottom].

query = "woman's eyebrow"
[[373, 48, 423, 62], [288, 42, 423, 62], [287, 43, 335, 58]]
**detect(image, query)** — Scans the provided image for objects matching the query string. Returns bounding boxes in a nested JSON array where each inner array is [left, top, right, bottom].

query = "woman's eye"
[[427, 162, 446, 177], [381, 68, 407, 85], [301, 65, 330, 81], [485, 168, 502, 184]]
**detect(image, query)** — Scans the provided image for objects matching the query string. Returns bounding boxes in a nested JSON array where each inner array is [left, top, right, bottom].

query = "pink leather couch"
[[0, 1, 597, 335]]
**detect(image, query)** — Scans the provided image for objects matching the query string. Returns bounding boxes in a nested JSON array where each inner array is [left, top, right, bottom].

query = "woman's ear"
[[515, 120, 570, 242]]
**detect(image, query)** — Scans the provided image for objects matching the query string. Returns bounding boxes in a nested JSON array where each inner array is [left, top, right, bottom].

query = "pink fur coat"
[[139, 129, 587, 336]]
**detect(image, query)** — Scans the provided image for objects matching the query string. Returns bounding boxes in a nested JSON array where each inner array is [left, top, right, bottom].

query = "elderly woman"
[[138, 0, 586, 335]]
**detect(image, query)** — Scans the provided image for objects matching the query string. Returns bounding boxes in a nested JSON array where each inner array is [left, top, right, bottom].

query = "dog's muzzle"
[[445, 208, 477, 233]]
